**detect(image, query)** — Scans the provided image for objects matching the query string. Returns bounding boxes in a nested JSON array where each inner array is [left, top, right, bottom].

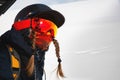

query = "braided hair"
[[53, 38, 65, 78]]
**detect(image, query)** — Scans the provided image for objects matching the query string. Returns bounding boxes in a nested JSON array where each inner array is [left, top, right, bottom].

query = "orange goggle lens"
[[13, 18, 58, 37]]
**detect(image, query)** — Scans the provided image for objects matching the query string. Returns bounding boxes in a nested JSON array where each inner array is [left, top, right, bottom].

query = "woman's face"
[[29, 18, 58, 50], [29, 30, 53, 50], [13, 18, 58, 50]]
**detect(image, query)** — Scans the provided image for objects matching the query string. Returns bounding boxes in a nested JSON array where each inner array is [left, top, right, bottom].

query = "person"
[[0, 4, 65, 80]]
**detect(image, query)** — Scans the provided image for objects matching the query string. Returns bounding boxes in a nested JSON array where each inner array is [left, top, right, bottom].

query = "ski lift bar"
[[0, 0, 16, 15]]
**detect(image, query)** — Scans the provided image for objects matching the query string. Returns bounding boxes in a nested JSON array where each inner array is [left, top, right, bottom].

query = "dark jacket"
[[0, 29, 45, 80]]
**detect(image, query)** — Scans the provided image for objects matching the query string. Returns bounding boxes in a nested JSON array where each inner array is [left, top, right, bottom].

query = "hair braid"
[[53, 38, 65, 78], [26, 29, 36, 76], [30, 29, 36, 49]]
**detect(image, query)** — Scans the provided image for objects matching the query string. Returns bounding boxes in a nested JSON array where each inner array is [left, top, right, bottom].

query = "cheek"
[[35, 35, 53, 50], [35, 35, 52, 45]]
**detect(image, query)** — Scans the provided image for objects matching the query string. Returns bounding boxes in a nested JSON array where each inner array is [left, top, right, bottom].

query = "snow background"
[[0, 0, 120, 80]]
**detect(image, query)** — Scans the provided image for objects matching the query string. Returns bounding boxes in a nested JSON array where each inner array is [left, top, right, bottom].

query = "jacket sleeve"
[[0, 29, 33, 58]]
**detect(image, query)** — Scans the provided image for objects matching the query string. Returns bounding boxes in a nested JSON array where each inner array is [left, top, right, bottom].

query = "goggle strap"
[[30, 18, 32, 29]]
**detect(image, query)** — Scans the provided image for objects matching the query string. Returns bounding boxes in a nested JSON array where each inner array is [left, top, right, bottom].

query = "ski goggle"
[[13, 18, 58, 37]]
